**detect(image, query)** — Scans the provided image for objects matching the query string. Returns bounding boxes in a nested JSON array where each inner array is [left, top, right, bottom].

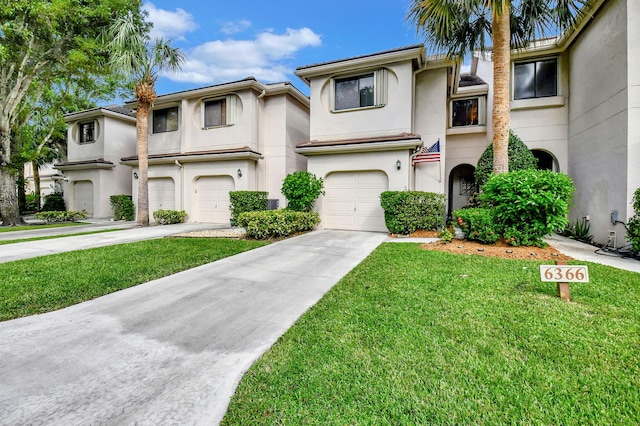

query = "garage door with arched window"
[[324, 171, 388, 232]]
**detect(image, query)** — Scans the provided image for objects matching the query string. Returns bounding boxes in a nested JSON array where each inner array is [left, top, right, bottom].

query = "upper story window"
[[514, 58, 558, 100], [450, 97, 486, 127], [153, 106, 179, 133], [202, 95, 237, 128], [79, 121, 96, 144], [332, 69, 387, 112]]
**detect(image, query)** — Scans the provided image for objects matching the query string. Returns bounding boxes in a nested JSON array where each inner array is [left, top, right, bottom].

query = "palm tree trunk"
[[136, 101, 150, 227], [492, 5, 511, 175]]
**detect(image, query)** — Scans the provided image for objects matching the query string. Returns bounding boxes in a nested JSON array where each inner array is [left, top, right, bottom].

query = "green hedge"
[[475, 131, 538, 187], [237, 210, 320, 239], [626, 187, 640, 253], [229, 191, 268, 224], [282, 171, 324, 212], [153, 210, 187, 225], [379, 191, 446, 234], [480, 169, 574, 246], [453, 208, 500, 244], [110, 195, 135, 221], [41, 192, 66, 212], [35, 210, 88, 223]]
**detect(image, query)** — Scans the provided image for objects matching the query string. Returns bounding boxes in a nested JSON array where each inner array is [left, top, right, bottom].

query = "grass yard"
[[0, 238, 268, 321], [0, 228, 123, 245], [0, 222, 85, 233], [223, 243, 640, 425]]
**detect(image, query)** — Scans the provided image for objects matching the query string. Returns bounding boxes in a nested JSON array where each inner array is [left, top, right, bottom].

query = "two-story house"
[[120, 77, 309, 224], [56, 106, 137, 217]]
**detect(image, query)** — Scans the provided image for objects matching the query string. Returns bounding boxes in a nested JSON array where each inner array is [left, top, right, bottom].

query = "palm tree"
[[105, 12, 184, 226], [408, 0, 595, 175]]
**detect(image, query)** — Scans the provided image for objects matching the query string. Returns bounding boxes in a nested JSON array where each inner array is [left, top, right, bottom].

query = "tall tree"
[[0, 0, 142, 225], [105, 12, 184, 227], [408, 0, 595, 175]]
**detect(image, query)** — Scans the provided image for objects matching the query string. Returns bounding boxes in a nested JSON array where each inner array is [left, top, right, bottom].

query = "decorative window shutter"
[[375, 69, 387, 106], [226, 95, 237, 125]]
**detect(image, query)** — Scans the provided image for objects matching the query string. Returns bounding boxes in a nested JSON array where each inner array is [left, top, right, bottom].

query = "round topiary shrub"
[[281, 171, 324, 212], [475, 131, 538, 187]]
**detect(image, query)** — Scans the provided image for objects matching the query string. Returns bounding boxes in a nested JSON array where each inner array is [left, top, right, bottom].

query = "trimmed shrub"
[[453, 208, 500, 244], [480, 169, 574, 246], [229, 191, 268, 224], [25, 192, 40, 213], [626, 187, 640, 253], [35, 210, 88, 223], [281, 172, 324, 212], [41, 192, 66, 212], [153, 209, 187, 225], [110, 195, 135, 221], [237, 210, 320, 239], [380, 191, 446, 234], [475, 131, 538, 187]]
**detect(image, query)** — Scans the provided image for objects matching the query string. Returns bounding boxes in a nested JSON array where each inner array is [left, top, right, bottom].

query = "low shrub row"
[[110, 195, 135, 221], [380, 191, 446, 234], [35, 210, 88, 223], [229, 191, 268, 225], [153, 210, 188, 225], [237, 210, 320, 239]]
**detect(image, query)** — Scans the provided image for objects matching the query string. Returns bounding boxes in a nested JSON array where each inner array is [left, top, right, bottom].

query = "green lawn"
[[0, 228, 123, 245], [0, 238, 268, 321], [223, 243, 640, 425], [0, 222, 85, 233]]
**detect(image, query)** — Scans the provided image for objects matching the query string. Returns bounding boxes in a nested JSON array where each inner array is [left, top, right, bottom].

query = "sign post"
[[539, 261, 589, 301]]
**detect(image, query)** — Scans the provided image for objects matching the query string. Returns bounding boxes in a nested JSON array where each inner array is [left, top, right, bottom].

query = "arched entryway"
[[448, 164, 476, 218], [531, 149, 559, 171]]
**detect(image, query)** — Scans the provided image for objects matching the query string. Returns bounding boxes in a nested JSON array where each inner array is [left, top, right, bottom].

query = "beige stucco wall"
[[308, 62, 414, 141], [568, 0, 629, 244]]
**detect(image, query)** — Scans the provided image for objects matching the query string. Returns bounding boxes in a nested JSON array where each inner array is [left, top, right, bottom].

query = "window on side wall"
[[514, 58, 558, 100], [79, 121, 96, 144], [450, 97, 486, 127], [203, 96, 237, 128], [333, 70, 386, 111], [152, 106, 179, 133]]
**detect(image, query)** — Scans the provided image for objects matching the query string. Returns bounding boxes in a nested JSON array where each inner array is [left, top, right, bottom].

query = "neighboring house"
[[120, 77, 309, 224], [295, 0, 639, 245], [56, 106, 137, 218], [24, 162, 59, 203]]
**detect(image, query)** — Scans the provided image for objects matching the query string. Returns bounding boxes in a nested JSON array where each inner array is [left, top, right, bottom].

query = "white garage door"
[[74, 181, 94, 216], [196, 176, 235, 223], [324, 171, 388, 232], [149, 178, 175, 221]]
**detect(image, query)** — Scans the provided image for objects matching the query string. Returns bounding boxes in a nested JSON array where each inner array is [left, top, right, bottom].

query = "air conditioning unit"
[[267, 199, 279, 210]]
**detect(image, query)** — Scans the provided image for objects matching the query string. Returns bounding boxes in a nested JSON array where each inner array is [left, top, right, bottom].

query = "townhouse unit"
[[119, 77, 310, 224], [56, 106, 137, 218]]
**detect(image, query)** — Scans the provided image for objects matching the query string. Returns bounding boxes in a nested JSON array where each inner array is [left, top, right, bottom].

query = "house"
[[295, 0, 639, 245], [56, 106, 137, 218], [120, 77, 309, 224]]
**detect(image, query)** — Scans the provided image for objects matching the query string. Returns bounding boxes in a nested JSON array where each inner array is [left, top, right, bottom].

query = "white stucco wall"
[[568, 0, 629, 244], [627, 0, 640, 225]]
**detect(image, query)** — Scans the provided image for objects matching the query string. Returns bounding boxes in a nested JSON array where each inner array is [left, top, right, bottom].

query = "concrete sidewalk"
[[0, 230, 388, 425], [0, 218, 137, 241]]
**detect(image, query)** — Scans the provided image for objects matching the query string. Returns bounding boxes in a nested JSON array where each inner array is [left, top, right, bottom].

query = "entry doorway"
[[448, 164, 476, 218]]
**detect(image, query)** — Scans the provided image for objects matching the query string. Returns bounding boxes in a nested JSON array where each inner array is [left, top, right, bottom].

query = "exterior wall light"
[[396, 159, 401, 170], [237, 169, 242, 177], [133, 172, 138, 179]]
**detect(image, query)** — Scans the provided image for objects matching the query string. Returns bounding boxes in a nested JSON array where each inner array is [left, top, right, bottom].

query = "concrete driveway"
[[0, 230, 387, 425]]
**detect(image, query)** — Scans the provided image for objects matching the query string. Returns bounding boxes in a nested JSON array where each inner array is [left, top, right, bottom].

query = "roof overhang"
[[295, 133, 423, 156], [55, 160, 116, 171], [64, 109, 136, 124], [120, 147, 264, 166]]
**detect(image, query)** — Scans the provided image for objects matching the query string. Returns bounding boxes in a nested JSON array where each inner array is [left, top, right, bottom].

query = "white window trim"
[[330, 69, 387, 113], [202, 95, 237, 129], [512, 56, 561, 102], [449, 96, 487, 128]]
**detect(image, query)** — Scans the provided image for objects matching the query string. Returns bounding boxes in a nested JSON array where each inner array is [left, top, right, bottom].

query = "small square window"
[[79, 121, 95, 144], [204, 98, 227, 128], [514, 58, 558, 100], [153, 106, 179, 133], [450, 97, 485, 128], [335, 74, 375, 110]]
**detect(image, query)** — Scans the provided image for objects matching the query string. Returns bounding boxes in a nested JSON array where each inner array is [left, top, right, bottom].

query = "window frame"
[[449, 96, 487, 128], [202, 95, 237, 129], [513, 57, 559, 100], [78, 120, 96, 144], [330, 69, 387, 112], [152, 106, 179, 134]]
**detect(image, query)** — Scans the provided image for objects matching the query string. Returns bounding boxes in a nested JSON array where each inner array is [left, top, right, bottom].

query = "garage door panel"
[[196, 176, 234, 223], [74, 181, 94, 216], [324, 171, 388, 232], [149, 178, 175, 219]]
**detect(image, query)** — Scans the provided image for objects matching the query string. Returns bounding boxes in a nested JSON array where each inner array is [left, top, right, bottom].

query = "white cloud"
[[220, 20, 252, 35], [143, 2, 197, 41], [166, 27, 322, 85]]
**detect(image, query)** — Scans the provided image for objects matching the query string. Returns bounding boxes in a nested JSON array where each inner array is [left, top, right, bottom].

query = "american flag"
[[412, 140, 440, 165]]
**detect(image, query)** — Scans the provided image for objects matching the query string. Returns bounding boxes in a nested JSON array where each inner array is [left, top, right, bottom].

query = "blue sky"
[[142, 0, 425, 97]]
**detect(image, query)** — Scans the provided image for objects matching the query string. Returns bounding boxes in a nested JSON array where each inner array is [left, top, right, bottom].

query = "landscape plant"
[[453, 207, 500, 244], [35, 210, 87, 223], [237, 210, 320, 239], [475, 131, 538, 187], [626, 187, 640, 253], [41, 192, 66, 212], [152, 210, 187, 225], [380, 191, 446, 234], [229, 191, 268, 225], [110, 195, 135, 221], [281, 172, 324, 212], [480, 169, 575, 246]]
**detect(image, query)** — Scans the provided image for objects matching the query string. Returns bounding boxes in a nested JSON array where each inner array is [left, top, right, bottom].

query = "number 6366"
[[540, 265, 589, 282]]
